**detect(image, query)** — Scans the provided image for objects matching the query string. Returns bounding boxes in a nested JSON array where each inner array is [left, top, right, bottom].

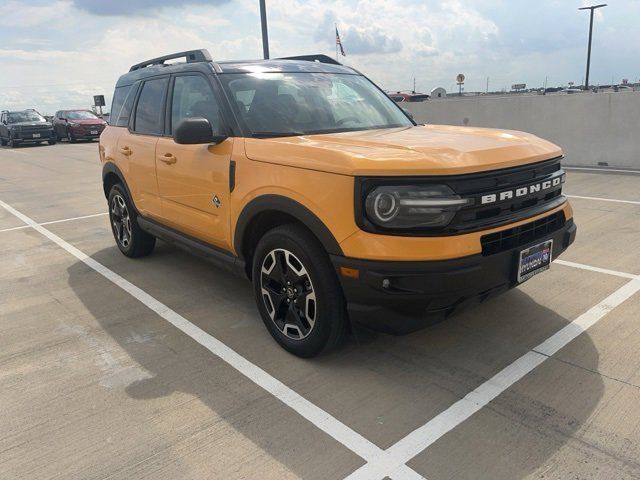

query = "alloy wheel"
[[110, 194, 132, 248], [260, 248, 317, 340]]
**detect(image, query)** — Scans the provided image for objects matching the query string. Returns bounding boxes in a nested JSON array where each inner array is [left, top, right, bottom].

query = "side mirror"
[[402, 107, 414, 120], [173, 118, 226, 145]]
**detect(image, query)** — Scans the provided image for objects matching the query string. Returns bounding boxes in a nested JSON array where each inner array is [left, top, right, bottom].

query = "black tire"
[[0, 137, 6, 146], [48, 139, 57, 145], [252, 224, 347, 357], [7, 137, 19, 148], [107, 183, 155, 258], [67, 130, 76, 143]]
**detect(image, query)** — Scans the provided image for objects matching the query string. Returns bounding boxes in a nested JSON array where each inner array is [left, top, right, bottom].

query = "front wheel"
[[48, 139, 57, 145], [67, 130, 76, 143], [108, 184, 155, 258], [252, 224, 347, 357]]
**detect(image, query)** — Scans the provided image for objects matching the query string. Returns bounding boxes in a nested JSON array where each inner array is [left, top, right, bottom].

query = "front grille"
[[448, 157, 565, 233], [20, 125, 50, 134], [481, 211, 565, 255]]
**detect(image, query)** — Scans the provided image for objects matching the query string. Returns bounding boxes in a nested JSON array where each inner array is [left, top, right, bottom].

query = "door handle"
[[119, 146, 132, 156], [158, 153, 177, 165]]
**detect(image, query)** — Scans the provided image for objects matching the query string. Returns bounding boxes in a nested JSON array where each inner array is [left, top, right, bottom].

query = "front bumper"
[[332, 217, 576, 335], [12, 130, 54, 142], [70, 128, 103, 139]]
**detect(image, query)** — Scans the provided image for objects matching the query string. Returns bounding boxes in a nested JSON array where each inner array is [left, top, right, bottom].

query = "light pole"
[[579, 4, 607, 90], [260, 0, 270, 59]]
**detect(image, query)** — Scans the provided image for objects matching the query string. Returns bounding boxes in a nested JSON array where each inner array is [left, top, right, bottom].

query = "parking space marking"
[[555, 259, 637, 279], [0, 149, 26, 154], [0, 212, 107, 234], [565, 166, 640, 175], [347, 273, 640, 480], [0, 198, 426, 480], [567, 194, 640, 205], [0, 224, 29, 233]]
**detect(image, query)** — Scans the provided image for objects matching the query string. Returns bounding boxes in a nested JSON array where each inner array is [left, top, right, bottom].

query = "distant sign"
[[511, 83, 526, 90], [456, 74, 465, 83], [93, 95, 105, 107]]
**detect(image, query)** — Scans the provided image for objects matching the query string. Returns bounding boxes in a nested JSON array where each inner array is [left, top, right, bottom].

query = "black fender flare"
[[234, 195, 344, 259], [102, 162, 134, 202]]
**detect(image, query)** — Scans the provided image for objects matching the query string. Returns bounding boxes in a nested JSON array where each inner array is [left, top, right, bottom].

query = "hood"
[[68, 118, 106, 125], [10, 121, 50, 127], [243, 125, 563, 176]]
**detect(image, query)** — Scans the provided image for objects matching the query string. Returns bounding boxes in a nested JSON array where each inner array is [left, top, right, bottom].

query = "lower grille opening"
[[481, 211, 566, 256]]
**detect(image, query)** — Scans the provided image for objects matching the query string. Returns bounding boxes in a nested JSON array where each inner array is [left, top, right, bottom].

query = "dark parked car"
[[52, 110, 107, 142], [0, 109, 56, 147]]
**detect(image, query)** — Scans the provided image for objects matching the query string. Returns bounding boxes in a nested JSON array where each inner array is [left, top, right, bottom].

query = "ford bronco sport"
[[100, 49, 576, 357]]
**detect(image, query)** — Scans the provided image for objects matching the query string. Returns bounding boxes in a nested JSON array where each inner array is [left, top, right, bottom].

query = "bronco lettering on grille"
[[480, 175, 564, 205]]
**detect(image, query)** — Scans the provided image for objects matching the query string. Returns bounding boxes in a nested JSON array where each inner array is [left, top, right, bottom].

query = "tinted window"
[[109, 85, 131, 126], [171, 75, 223, 135], [133, 78, 168, 135], [116, 84, 138, 127]]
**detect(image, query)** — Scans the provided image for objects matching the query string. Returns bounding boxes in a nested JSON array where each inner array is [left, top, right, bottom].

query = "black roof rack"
[[277, 54, 342, 66], [129, 49, 212, 72]]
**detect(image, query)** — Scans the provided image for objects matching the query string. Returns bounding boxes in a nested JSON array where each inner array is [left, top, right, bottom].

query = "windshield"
[[66, 111, 99, 120], [219, 72, 413, 137], [7, 111, 45, 123]]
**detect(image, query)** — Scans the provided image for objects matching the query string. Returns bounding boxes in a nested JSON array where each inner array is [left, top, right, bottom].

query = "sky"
[[0, 0, 638, 114]]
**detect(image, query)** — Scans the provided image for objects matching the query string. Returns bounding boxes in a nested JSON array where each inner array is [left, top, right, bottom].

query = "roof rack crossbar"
[[277, 54, 342, 66], [129, 49, 213, 72]]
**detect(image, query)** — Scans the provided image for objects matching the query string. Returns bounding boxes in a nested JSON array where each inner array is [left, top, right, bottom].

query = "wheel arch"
[[102, 162, 134, 205], [234, 195, 344, 278]]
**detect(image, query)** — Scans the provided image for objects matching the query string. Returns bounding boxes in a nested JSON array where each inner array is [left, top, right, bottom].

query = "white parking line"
[[0, 149, 26, 154], [555, 259, 638, 279], [0, 198, 425, 480], [565, 166, 640, 175], [0, 212, 108, 234], [346, 272, 640, 480], [567, 194, 640, 206]]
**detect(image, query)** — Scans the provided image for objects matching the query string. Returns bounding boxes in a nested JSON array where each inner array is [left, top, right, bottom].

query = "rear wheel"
[[108, 184, 155, 258], [252, 224, 347, 357]]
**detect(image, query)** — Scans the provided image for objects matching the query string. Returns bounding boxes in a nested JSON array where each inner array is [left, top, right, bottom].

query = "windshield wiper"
[[252, 131, 305, 138]]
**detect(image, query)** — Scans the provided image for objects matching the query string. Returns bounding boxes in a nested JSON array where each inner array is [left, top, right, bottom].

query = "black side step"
[[137, 216, 247, 278]]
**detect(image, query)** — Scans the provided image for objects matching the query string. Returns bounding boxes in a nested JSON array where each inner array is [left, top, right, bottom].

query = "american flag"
[[335, 26, 346, 56]]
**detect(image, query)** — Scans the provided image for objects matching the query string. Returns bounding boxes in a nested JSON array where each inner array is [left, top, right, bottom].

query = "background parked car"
[[0, 109, 56, 147], [52, 110, 107, 142]]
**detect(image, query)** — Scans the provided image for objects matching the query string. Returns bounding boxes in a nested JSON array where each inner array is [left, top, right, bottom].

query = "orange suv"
[[100, 49, 576, 357]]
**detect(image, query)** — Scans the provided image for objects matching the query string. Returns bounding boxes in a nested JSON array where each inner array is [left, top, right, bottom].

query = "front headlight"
[[364, 184, 471, 229]]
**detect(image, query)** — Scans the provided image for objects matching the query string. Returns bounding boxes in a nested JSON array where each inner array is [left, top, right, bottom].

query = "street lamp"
[[579, 4, 607, 90], [260, 0, 270, 59]]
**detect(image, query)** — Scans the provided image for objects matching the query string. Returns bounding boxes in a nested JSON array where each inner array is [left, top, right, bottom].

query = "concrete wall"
[[403, 92, 640, 169]]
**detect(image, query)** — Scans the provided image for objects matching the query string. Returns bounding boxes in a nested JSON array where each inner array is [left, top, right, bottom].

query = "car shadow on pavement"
[[66, 243, 605, 480]]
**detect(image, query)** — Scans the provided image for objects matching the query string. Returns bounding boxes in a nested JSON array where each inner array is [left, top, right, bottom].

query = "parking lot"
[[1, 142, 639, 479]]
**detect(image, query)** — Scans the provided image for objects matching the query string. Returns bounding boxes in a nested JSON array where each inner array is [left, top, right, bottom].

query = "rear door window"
[[133, 78, 169, 135]]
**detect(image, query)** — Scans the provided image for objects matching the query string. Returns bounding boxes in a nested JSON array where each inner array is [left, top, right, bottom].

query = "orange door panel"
[[116, 130, 161, 218], [155, 136, 233, 249]]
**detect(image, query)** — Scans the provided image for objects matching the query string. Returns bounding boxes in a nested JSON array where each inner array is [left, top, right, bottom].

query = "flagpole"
[[335, 23, 338, 61]]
